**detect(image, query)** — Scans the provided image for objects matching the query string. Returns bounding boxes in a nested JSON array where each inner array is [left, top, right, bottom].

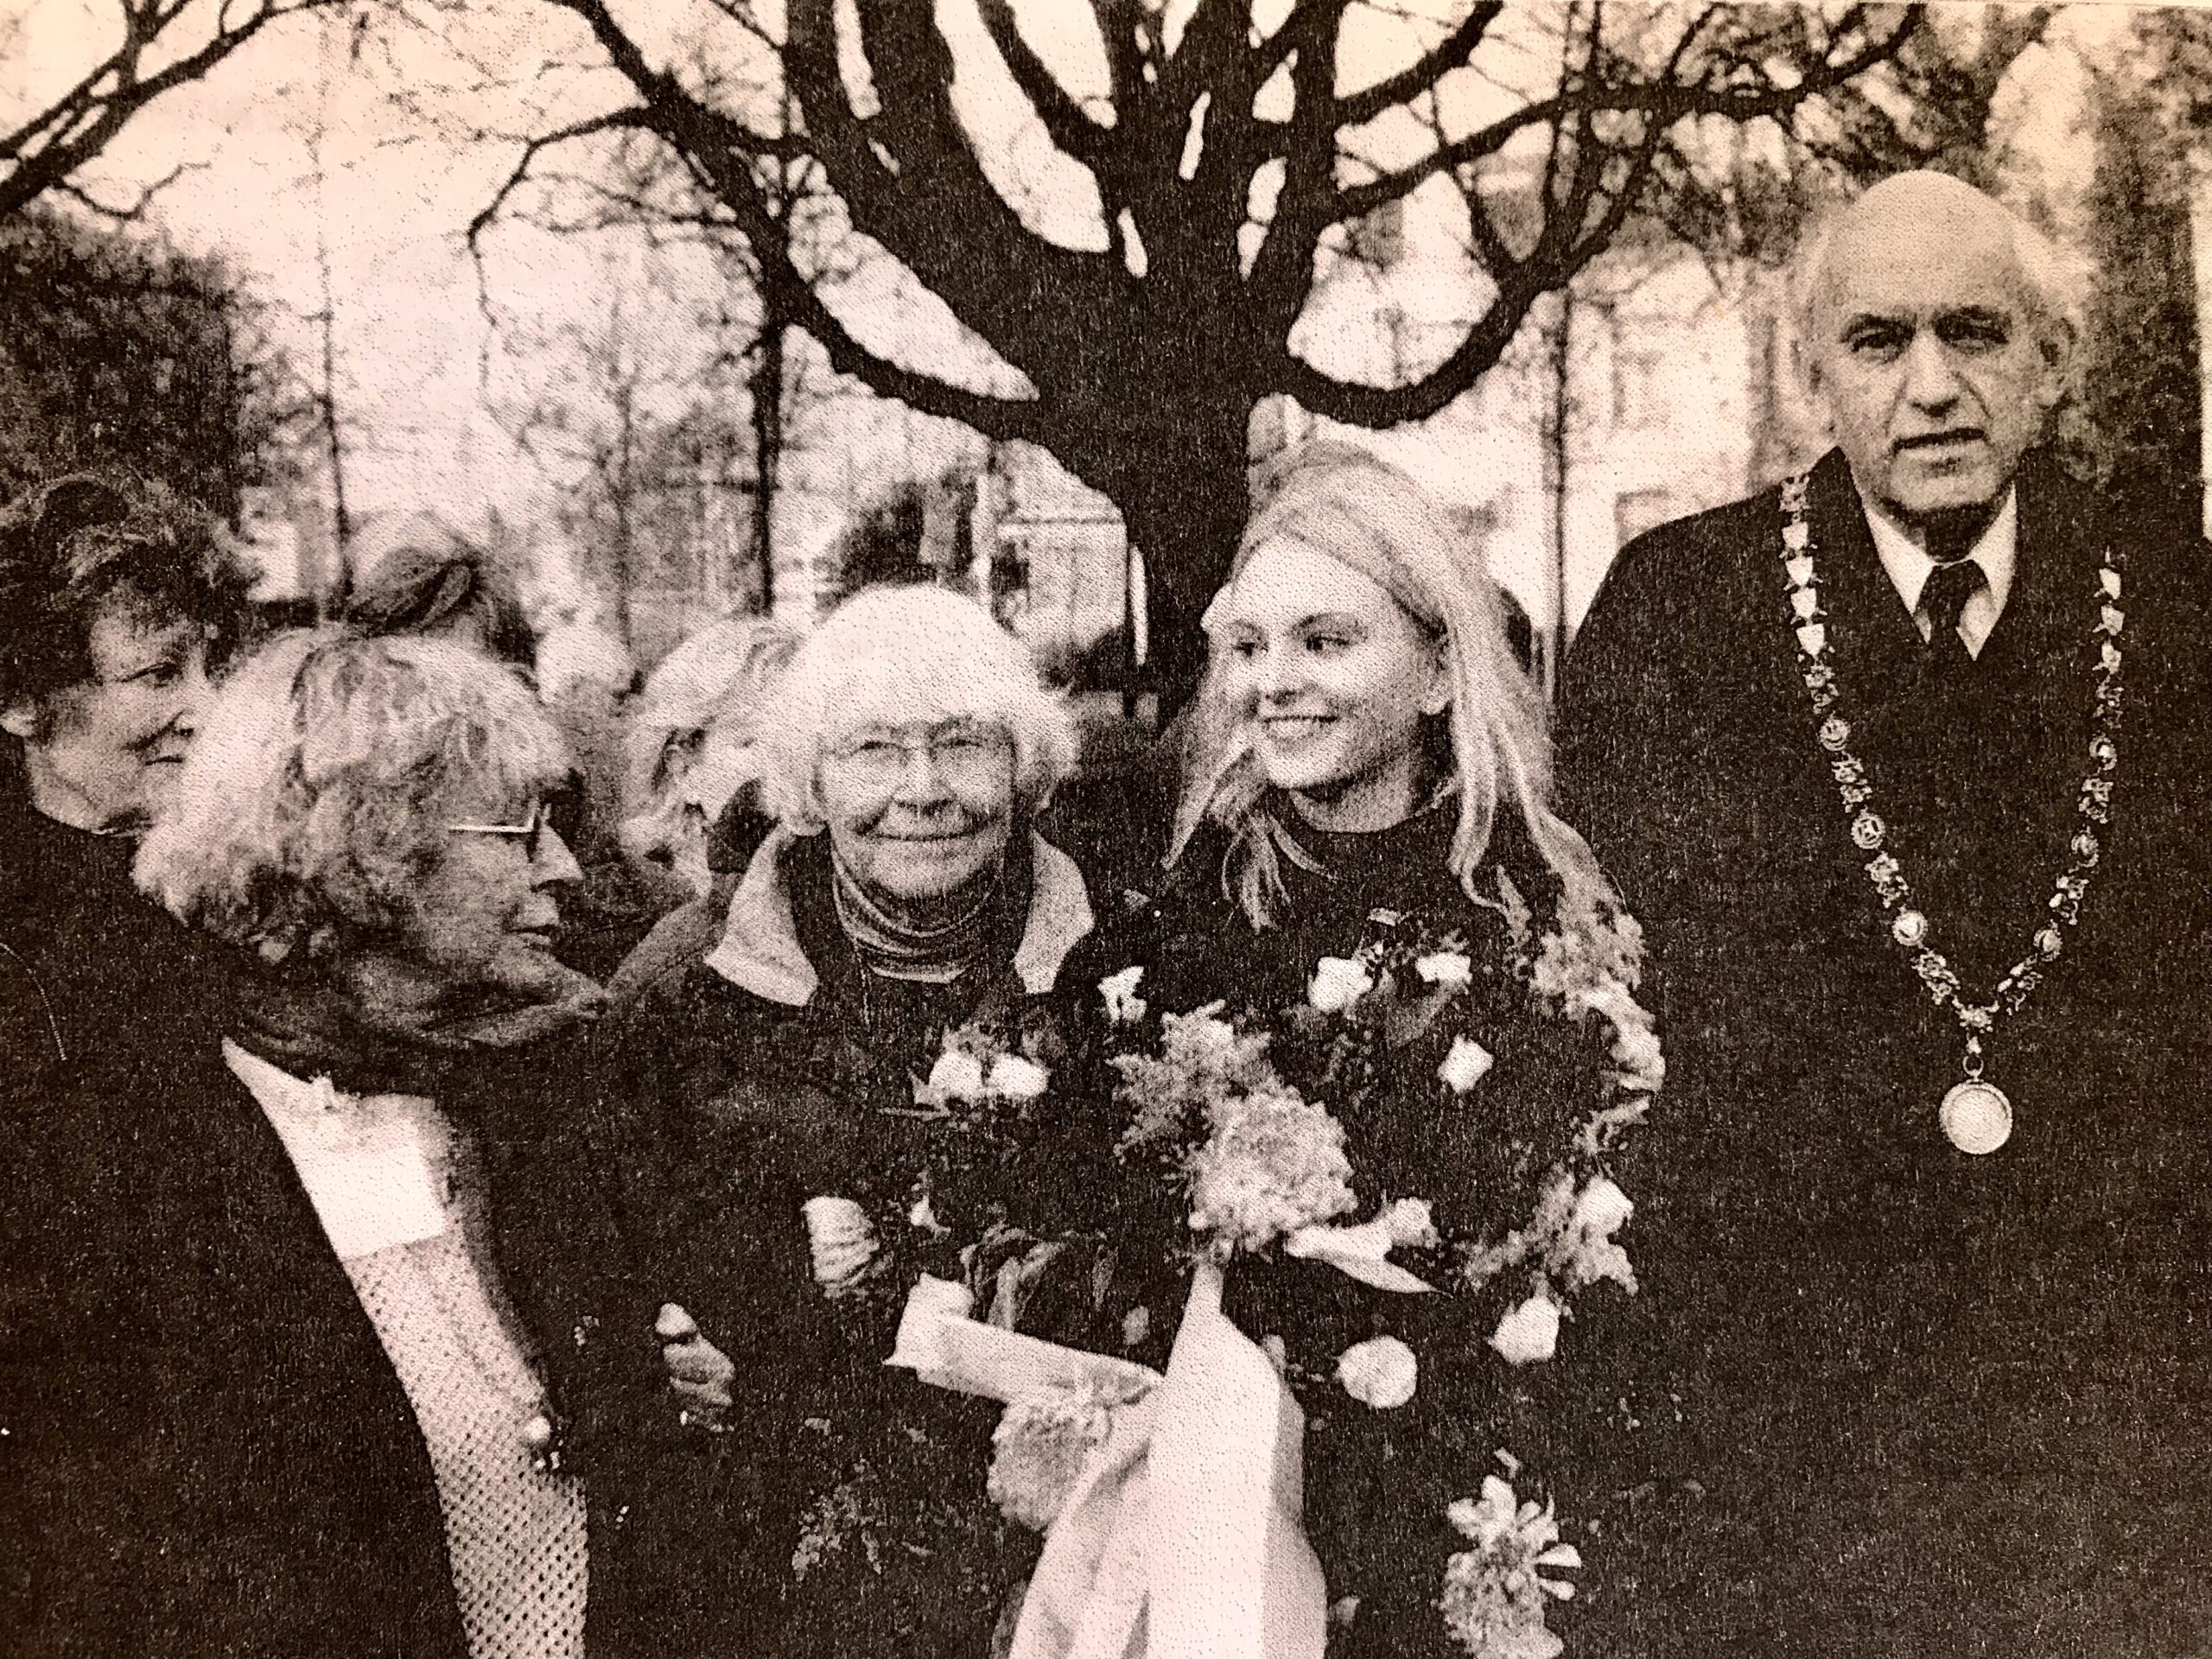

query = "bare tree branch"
[[0, 0, 346, 222], [975, 0, 1113, 168], [1336, 2, 1505, 126]]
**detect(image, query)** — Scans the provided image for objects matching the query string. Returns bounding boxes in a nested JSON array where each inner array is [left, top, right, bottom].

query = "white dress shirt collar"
[[1862, 489, 2018, 659]]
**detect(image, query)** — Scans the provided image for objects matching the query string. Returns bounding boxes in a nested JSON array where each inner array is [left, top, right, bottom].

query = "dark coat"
[[594, 825, 1098, 1659], [0, 772, 724, 1658], [1088, 809, 1663, 1659], [1555, 449, 2212, 1656]]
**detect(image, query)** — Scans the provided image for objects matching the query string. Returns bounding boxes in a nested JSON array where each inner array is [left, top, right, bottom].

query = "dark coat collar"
[[705, 825, 1096, 1006], [1805, 447, 2101, 691]]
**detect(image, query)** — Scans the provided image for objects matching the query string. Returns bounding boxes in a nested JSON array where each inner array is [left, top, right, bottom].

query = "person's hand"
[[657, 1301, 734, 1432]]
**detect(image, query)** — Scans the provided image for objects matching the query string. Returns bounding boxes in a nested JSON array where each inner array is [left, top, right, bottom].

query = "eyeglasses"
[[823, 721, 1013, 789], [447, 799, 556, 860]]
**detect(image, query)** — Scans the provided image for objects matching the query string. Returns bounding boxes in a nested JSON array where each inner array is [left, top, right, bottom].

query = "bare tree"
[[0, 0, 353, 222], [476, 0, 1919, 697]]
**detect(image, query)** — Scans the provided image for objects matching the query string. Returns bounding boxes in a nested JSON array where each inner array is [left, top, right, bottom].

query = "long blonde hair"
[[1173, 442, 1611, 932]]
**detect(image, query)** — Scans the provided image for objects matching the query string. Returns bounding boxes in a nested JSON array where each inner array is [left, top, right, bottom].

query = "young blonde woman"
[[1073, 443, 1669, 1659]]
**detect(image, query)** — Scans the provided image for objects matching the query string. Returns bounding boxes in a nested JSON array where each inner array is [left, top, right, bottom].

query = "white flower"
[[924, 1048, 988, 1103], [1382, 1196, 1440, 1249], [1098, 965, 1147, 1025], [1439, 1035, 1495, 1093], [1552, 1175, 1637, 1294], [1308, 956, 1374, 1014], [1187, 1090, 1356, 1253], [1441, 1474, 1583, 1659], [987, 1054, 1050, 1100], [1796, 621, 1827, 658], [1285, 1197, 1440, 1293], [802, 1197, 879, 1295], [907, 1190, 948, 1236], [1607, 1015, 1666, 1093], [1490, 1294, 1561, 1365], [1337, 1336, 1419, 1409], [1414, 950, 1472, 989], [1568, 1177, 1634, 1245], [988, 1387, 1116, 1531]]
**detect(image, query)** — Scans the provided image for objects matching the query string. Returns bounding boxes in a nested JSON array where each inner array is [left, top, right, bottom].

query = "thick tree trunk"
[[1087, 404, 1254, 721]]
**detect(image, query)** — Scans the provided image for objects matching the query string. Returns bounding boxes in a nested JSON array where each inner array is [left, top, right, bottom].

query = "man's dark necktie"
[[1921, 557, 1986, 675]]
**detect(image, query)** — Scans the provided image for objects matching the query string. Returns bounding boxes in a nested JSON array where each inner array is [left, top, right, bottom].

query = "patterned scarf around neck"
[[829, 840, 1003, 984]]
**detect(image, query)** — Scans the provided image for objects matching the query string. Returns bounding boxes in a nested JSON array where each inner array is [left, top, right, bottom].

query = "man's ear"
[[1792, 332, 1836, 437], [1, 701, 38, 742], [2033, 315, 2076, 417]]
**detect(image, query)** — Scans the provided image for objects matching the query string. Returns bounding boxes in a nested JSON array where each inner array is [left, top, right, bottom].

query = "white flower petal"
[[1490, 1294, 1562, 1364], [1336, 1336, 1419, 1408], [987, 1054, 1051, 1100], [925, 1049, 987, 1103], [1569, 1177, 1634, 1243], [1308, 957, 1375, 1014], [1439, 1035, 1494, 1093], [1414, 950, 1472, 988], [1099, 965, 1147, 1024]]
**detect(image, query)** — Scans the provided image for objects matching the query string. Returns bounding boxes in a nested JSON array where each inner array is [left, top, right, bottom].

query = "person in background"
[[0, 471, 251, 1093], [5, 631, 732, 1657], [345, 509, 537, 672], [605, 615, 803, 1011]]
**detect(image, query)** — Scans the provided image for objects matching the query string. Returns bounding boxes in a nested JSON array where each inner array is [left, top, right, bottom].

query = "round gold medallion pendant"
[[1939, 1079, 2013, 1156]]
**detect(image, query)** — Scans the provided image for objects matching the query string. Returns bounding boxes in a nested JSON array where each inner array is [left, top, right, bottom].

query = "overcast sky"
[[8, 2, 2120, 544]]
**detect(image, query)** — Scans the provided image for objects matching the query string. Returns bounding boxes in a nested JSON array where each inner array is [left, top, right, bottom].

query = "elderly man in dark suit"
[[1557, 170, 2212, 1655]]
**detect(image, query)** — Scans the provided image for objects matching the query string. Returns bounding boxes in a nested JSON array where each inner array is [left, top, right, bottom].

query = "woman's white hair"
[[1175, 441, 1617, 932], [137, 630, 569, 965], [756, 583, 1077, 833]]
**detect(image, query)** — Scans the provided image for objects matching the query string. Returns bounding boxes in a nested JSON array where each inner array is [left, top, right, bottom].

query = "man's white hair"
[[1789, 181, 2093, 371]]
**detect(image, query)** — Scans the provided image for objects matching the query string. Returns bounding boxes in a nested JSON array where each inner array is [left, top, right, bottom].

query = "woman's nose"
[[1255, 645, 1307, 703], [889, 745, 953, 804], [532, 825, 585, 886], [169, 656, 213, 737]]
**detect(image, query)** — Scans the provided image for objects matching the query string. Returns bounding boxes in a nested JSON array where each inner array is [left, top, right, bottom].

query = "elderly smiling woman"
[[113, 632, 729, 1659], [600, 582, 1096, 1658]]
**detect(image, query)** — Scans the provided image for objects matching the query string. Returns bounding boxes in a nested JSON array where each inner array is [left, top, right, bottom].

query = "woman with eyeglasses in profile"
[[0, 631, 734, 1659], [597, 582, 1101, 1659]]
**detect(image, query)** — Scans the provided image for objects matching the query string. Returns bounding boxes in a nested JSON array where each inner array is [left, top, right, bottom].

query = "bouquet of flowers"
[[1066, 890, 1661, 1659], [787, 1002, 1097, 1638]]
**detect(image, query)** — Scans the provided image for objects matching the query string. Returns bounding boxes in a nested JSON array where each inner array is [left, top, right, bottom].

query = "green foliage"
[[0, 210, 306, 524]]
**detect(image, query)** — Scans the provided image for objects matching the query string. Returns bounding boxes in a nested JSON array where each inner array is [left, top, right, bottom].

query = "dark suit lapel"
[[1979, 455, 2098, 683], [1806, 449, 1927, 715]]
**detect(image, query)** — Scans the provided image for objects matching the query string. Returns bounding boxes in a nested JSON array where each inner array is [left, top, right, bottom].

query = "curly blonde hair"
[[136, 631, 569, 966]]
